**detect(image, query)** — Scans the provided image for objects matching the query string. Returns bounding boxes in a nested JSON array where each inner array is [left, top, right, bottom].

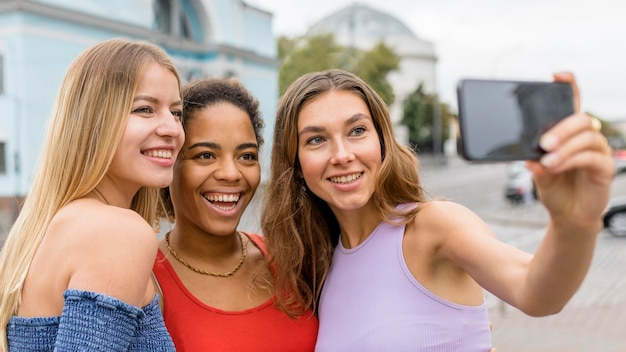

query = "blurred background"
[[1, 1, 625, 350]]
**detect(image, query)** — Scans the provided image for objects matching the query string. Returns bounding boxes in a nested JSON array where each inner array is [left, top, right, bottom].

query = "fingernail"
[[540, 153, 558, 168], [539, 134, 558, 152]]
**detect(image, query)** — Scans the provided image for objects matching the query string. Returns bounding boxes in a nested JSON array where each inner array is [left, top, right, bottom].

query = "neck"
[[164, 229, 247, 278], [332, 204, 383, 249], [92, 178, 137, 208], [167, 225, 241, 259]]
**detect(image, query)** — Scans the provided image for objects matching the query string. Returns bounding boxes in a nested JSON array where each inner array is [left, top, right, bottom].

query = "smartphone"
[[456, 78, 574, 162]]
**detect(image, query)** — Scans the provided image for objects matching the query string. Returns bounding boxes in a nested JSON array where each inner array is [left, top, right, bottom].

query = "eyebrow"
[[298, 113, 370, 137], [134, 95, 158, 104], [187, 141, 258, 151], [134, 95, 182, 106]]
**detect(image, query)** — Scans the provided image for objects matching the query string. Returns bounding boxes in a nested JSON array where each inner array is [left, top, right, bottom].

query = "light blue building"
[[0, 0, 279, 216]]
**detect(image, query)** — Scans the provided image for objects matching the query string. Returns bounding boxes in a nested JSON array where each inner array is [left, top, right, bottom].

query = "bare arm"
[[434, 73, 613, 316], [517, 72, 614, 314]]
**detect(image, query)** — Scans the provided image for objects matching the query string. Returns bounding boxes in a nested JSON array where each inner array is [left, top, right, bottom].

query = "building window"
[[154, 0, 194, 40], [0, 142, 6, 174]]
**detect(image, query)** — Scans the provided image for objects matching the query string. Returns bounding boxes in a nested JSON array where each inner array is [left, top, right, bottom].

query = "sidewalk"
[[479, 196, 626, 350], [488, 230, 626, 351]]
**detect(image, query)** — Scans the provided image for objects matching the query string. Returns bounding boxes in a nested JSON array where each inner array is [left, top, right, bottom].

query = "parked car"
[[504, 161, 537, 204], [601, 151, 626, 236], [603, 197, 626, 237]]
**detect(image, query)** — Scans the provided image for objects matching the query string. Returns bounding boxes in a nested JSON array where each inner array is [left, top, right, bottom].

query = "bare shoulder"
[[50, 199, 157, 306], [52, 199, 156, 249], [409, 200, 497, 259], [409, 200, 495, 245], [413, 200, 483, 230]]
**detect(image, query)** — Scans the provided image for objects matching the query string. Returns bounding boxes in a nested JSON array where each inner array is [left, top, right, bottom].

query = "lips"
[[142, 149, 173, 159], [203, 192, 241, 211], [329, 172, 363, 184]]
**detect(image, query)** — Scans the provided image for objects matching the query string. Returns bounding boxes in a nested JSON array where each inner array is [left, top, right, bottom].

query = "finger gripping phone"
[[456, 79, 574, 161]]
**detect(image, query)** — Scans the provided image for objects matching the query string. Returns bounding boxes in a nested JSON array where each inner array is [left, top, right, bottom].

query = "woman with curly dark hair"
[[153, 77, 318, 351]]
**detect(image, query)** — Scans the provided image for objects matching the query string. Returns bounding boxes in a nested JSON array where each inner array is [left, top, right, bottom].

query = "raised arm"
[[430, 73, 614, 316], [516, 72, 614, 314]]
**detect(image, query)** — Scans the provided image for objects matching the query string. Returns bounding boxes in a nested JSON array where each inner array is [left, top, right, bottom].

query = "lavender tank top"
[[315, 215, 493, 351]]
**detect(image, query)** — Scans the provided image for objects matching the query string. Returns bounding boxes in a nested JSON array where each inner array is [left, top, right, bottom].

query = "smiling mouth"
[[329, 172, 362, 184], [203, 193, 241, 211], [142, 149, 173, 159]]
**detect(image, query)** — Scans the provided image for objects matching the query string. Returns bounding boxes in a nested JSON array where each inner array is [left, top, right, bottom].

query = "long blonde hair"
[[0, 38, 181, 349], [262, 69, 426, 317]]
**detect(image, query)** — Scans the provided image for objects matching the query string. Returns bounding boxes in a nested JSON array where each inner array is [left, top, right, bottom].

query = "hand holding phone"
[[456, 79, 574, 162]]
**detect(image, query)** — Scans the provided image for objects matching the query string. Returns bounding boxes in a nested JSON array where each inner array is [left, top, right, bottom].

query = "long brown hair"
[[262, 69, 427, 317]]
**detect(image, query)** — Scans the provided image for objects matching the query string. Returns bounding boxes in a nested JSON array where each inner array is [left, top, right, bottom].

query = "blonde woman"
[[0, 38, 183, 350]]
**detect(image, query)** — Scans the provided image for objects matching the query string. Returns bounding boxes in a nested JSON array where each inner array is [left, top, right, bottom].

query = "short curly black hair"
[[159, 77, 264, 222], [182, 77, 264, 145]]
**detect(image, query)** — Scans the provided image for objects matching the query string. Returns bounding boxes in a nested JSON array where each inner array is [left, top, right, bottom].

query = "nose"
[[214, 158, 242, 182], [156, 110, 183, 138], [329, 139, 355, 165]]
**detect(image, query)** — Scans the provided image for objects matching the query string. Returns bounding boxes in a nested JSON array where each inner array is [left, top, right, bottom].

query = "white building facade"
[[0, 0, 278, 215]]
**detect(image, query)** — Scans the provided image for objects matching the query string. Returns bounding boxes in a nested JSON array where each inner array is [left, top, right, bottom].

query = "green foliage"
[[278, 34, 399, 105], [351, 42, 399, 105], [402, 83, 455, 152], [278, 34, 343, 95]]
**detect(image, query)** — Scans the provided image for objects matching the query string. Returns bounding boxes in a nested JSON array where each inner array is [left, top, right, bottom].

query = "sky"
[[248, 0, 626, 121]]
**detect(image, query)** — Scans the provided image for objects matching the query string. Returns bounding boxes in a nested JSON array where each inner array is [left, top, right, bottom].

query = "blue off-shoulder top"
[[7, 289, 175, 351]]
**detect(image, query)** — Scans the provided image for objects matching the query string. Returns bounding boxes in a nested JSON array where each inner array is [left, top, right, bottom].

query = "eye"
[[306, 136, 325, 145], [193, 151, 215, 160], [239, 152, 258, 162], [350, 126, 366, 136], [133, 106, 153, 114], [171, 110, 183, 120]]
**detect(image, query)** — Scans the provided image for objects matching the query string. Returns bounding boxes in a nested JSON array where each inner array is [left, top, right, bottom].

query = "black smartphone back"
[[456, 79, 574, 161]]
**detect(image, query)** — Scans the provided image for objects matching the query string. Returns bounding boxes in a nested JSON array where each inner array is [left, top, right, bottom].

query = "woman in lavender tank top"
[[261, 69, 614, 351]]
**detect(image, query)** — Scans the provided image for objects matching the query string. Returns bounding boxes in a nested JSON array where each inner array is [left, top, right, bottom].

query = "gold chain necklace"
[[164, 231, 247, 278]]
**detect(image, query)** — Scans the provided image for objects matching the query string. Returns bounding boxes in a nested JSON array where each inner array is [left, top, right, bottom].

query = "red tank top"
[[153, 232, 318, 351]]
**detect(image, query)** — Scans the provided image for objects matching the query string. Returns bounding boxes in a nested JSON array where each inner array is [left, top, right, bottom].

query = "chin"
[[149, 174, 175, 188]]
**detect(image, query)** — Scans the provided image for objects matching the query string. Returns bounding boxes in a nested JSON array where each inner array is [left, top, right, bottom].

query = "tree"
[[278, 34, 399, 105], [351, 42, 399, 105], [278, 34, 343, 95], [402, 83, 455, 153]]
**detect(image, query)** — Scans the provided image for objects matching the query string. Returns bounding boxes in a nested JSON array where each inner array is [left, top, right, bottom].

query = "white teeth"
[[204, 193, 240, 212], [143, 150, 172, 159], [205, 194, 240, 203], [330, 173, 361, 184]]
